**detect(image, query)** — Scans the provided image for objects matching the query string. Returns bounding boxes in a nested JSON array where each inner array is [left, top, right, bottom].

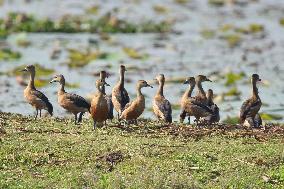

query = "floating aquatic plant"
[[279, 18, 284, 26], [0, 12, 173, 38], [224, 72, 245, 86], [0, 48, 21, 61], [8, 64, 54, 76], [200, 29, 215, 39], [221, 34, 242, 48], [153, 5, 169, 14], [66, 49, 110, 68], [208, 0, 225, 7], [260, 113, 282, 121], [85, 5, 100, 14], [224, 87, 241, 97], [223, 116, 239, 124], [123, 47, 148, 60]]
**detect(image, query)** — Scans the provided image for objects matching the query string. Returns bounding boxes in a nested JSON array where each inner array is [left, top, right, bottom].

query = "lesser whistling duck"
[[112, 65, 130, 117], [91, 79, 110, 129], [180, 77, 195, 123], [50, 74, 90, 124], [22, 65, 53, 119], [182, 75, 215, 124], [239, 74, 262, 127], [153, 74, 172, 123], [120, 80, 153, 122], [203, 89, 220, 123], [100, 70, 114, 120], [195, 75, 212, 105]]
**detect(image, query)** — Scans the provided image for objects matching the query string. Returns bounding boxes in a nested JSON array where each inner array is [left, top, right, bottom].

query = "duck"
[[194, 75, 212, 105], [152, 74, 172, 123], [91, 79, 110, 129], [180, 77, 195, 123], [203, 89, 220, 123], [182, 75, 215, 124], [120, 80, 153, 123], [100, 70, 114, 120], [112, 65, 130, 117], [22, 65, 53, 119], [239, 74, 262, 128], [50, 74, 90, 124]]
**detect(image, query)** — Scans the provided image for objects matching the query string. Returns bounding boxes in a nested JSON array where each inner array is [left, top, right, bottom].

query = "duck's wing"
[[240, 99, 261, 122], [66, 93, 91, 110], [120, 88, 130, 108], [31, 89, 53, 115], [154, 98, 172, 122]]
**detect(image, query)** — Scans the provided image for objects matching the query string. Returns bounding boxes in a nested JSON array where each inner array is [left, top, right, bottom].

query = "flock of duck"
[[21, 64, 263, 129]]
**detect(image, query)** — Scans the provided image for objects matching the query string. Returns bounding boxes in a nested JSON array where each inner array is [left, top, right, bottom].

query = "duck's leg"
[[74, 114, 78, 125], [78, 112, 84, 123], [39, 110, 42, 117], [93, 120, 97, 130], [179, 110, 186, 123], [187, 116, 191, 124], [34, 109, 38, 120]]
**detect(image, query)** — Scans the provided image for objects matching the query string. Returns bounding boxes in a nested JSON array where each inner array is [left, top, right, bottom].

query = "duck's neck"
[[97, 85, 103, 96], [118, 70, 124, 89], [183, 83, 195, 99], [136, 86, 143, 98], [196, 81, 206, 98], [156, 80, 164, 96], [100, 78, 106, 95], [28, 72, 35, 89], [252, 80, 259, 99], [58, 80, 66, 95]]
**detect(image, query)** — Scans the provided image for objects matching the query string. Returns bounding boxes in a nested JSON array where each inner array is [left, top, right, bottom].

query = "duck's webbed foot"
[[34, 109, 38, 120]]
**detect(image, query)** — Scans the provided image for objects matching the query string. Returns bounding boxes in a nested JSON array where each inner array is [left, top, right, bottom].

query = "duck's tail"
[[46, 101, 53, 116]]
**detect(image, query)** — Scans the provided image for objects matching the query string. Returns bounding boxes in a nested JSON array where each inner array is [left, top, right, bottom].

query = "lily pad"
[[208, 0, 225, 6], [280, 18, 284, 26], [221, 34, 242, 47], [200, 29, 215, 39], [86, 5, 100, 14], [153, 5, 169, 13]]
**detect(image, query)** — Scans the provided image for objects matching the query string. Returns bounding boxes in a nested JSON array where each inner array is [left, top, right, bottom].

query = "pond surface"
[[0, 0, 283, 122]]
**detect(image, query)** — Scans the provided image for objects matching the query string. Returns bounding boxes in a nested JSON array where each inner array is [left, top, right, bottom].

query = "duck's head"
[[96, 79, 110, 89], [183, 77, 195, 85], [137, 80, 153, 88], [21, 65, 35, 73], [100, 70, 109, 80], [120, 65, 127, 73], [252, 74, 261, 83], [50, 74, 65, 84], [154, 74, 165, 83], [196, 75, 212, 83]]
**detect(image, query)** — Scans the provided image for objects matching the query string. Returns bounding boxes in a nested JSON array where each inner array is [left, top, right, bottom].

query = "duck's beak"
[[183, 80, 189, 84], [206, 78, 212, 82], [49, 78, 57, 83], [147, 84, 153, 88], [21, 68, 28, 72]]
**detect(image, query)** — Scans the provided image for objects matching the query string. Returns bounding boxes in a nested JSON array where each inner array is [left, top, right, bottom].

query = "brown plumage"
[[182, 75, 215, 124], [112, 65, 130, 117], [22, 65, 53, 119], [120, 80, 153, 122], [50, 74, 90, 124], [203, 89, 220, 123], [91, 79, 110, 129], [180, 77, 195, 123], [239, 74, 262, 127], [153, 74, 172, 123], [194, 75, 212, 104], [100, 71, 114, 120]]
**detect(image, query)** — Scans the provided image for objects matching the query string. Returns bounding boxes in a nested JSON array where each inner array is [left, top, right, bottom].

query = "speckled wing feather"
[[154, 98, 172, 123], [240, 99, 261, 123], [120, 88, 130, 109], [31, 89, 53, 115], [65, 93, 90, 110]]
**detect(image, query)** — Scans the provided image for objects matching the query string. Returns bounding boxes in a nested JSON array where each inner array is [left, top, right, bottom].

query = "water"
[[0, 0, 283, 122]]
